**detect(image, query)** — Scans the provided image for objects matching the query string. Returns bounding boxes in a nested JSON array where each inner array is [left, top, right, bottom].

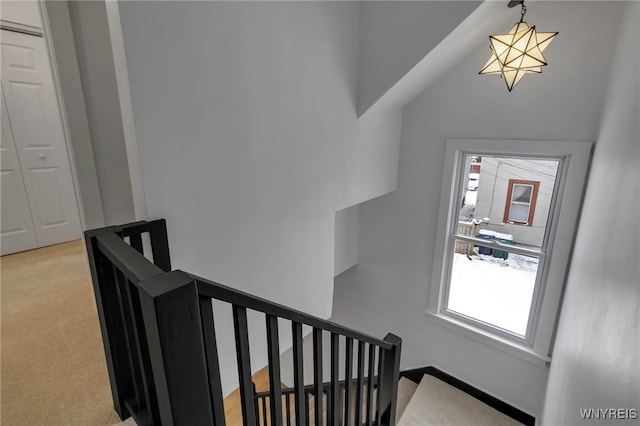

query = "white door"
[[1, 88, 38, 254], [1, 29, 81, 254]]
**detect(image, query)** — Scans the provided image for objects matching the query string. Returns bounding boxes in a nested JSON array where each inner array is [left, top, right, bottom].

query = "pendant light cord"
[[519, 2, 527, 22]]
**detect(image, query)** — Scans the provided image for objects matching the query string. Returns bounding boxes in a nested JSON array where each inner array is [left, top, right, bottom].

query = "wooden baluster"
[[121, 269, 161, 424], [129, 233, 143, 254], [233, 305, 257, 425], [355, 341, 365, 426], [148, 219, 171, 272], [252, 383, 260, 426], [366, 344, 376, 426], [112, 265, 145, 410], [199, 297, 226, 426], [344, 337, 353, 426], [375, 347, 384, 426], [305, 389, 310, 426], [285, 393, 291, 426], [266, 315, 283, 426], [313, 328, 323, 426], [292, 322, 306, 425], [329, 333, 340, 426]]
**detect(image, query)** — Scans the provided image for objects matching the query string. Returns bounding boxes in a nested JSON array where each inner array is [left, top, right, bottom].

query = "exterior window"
[[448, 157, 557, 337], [504, 180, 539, 226], [428, 139, 592, 361]]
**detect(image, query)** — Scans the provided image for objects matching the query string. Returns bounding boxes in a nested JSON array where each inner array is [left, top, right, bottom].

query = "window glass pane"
[[446, 243, 539, 336], [508, 203, 529, 222], [456, 155, 560, 251], [450, 154, 561, 337], [512, 184, 532, 202]]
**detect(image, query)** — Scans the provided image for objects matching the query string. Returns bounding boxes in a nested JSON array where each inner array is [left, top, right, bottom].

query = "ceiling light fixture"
[[479, 0, 558, 91]]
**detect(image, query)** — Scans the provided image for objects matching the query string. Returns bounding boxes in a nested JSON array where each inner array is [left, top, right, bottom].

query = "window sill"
[[425, 310, 551, 367]]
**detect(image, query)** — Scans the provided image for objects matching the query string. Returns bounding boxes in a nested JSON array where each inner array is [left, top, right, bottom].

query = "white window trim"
[[427, 138, 592, 364]]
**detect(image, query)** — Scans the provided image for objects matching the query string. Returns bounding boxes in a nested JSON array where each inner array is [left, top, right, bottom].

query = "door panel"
[[7, 81, 51, 149], [1, 30, 81, 249], [1, 89, 38, 255], [2, 42, 38, 71], [29, 167, 66, 226]]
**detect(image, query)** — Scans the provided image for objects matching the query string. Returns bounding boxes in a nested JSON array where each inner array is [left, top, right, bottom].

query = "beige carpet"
[[397, 376, 419, 420], [1, 240, 122, 425], [0, 240, 274, 426], [397, 374, 522, 426]]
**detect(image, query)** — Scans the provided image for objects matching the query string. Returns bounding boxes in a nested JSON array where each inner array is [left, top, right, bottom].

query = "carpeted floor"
[[1, 240, 268, 426], [1, 240, 122, 425]]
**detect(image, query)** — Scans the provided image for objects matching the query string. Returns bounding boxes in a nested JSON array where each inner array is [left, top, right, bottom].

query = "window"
[[428, 139, 592, 362], [504, 179, 539, 226]]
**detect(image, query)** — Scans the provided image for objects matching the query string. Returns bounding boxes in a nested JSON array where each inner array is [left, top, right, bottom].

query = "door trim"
[[37, 0, 88, 231]]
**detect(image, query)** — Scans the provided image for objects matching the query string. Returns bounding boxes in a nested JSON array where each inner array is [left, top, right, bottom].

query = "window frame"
[[427, 139, 592, 363], [503, 179, 540, 226]]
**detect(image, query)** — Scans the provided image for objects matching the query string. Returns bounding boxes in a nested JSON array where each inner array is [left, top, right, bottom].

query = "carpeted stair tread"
[[396, 376, 419, 420], [397, 374, 522, 426]]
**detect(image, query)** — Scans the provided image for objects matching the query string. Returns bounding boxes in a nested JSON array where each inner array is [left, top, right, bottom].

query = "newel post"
[[84, 228, 131, 420], [138, 270, 214, 426], [379, 333, 402, 426]]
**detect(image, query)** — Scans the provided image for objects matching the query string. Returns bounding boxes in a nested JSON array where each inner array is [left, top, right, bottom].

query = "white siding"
[[474, 157, 558, 247]]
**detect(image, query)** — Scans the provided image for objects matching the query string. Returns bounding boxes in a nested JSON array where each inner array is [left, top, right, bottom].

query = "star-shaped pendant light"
[[479, 0, 557, 91]]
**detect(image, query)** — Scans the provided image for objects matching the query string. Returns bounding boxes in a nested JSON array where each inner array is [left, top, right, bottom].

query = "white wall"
[[357, 1, 480, 115], [542, 2, 640, 424], [119, 1, 406, 395], [332, 2, 624, 419], [338, 108, 403, 210], [66, 0, 137, 226], [104, 1, 147, 223], [333, 108, 402, 277], [120, 0, 360, 321], [334, 205, 360, 276]]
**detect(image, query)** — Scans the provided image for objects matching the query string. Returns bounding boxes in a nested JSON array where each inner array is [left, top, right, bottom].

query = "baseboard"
[[400, 366, 535, 426]]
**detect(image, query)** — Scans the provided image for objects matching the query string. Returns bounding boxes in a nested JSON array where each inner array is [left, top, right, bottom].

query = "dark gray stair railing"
[[86, 220, 402, 426]]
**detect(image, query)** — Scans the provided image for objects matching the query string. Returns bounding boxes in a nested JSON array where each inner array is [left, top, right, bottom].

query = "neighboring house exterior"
[[474, 157, 559, 248]]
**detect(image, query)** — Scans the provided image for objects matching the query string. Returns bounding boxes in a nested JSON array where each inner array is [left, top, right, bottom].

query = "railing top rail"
[[90, 221, 394, 349], [190, 272, 394, 350], [96, 233, 165, 284], [85, 220, 149, 238]]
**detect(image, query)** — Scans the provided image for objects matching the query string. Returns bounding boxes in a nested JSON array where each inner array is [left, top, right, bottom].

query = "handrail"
[[191, 273, 393, 350], [86, 219, 401, 426], [96, 233, 164, 283]]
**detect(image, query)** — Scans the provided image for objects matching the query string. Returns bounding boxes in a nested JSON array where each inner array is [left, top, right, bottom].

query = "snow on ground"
[[447, 252, 539, 336]]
